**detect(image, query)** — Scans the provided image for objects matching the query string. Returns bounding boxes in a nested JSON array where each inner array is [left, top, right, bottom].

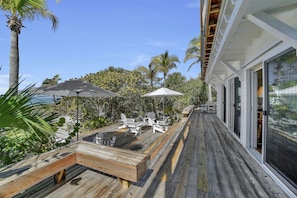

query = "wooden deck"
[[136, 110, 289, 198], [8, 110, 290, 197]]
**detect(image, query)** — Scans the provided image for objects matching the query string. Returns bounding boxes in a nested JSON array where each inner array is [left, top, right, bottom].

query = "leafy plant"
[[0, 84, 57, 166], [83, 116, 111, 130]]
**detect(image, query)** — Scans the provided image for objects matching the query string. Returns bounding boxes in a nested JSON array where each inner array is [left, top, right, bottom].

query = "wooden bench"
[[0, 141, 150, 198], [182, 105, 194, 117]]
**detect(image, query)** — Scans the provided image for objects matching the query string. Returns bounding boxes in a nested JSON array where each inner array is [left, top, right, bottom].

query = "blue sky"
[[0, 0, 200, 94]]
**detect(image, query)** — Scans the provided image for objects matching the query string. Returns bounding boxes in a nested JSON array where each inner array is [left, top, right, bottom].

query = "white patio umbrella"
[[142, 87, 183, 120], [41, 80, 119, 141]]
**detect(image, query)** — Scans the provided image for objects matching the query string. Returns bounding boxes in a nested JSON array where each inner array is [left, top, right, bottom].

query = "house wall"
[[237, 46, 297, 197], [216, 84, 224, 121], [202, 0, 297, 196]]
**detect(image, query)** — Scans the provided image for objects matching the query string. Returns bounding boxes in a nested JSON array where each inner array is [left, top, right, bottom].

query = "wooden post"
[[54, 169, 66, 184], [117, 178, 130, 189]]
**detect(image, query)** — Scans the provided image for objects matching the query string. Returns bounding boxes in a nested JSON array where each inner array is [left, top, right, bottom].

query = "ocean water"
[[31, 95, 57, 104]]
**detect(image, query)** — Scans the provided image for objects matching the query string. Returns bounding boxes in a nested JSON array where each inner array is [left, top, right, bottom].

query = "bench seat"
[[182, 105, 194, 117], [0, 141, 150, 198]]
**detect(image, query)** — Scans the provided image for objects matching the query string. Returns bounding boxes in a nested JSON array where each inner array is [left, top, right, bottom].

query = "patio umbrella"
[[41, 80, 118, 141], [142, 87, 183, 120]]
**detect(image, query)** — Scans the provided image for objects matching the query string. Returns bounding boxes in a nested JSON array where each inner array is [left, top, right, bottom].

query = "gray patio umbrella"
[[142, 87, 183, 120], [42, 80, 119, 141]]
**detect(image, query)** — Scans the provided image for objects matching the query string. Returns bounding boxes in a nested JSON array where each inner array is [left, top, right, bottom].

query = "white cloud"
[[128, 54, 148, 68]]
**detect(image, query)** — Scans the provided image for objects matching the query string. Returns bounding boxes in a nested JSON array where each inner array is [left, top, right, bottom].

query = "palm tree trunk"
[[9, 30, 20, 93]]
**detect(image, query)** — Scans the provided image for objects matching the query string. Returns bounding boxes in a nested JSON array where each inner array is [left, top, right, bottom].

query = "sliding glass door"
[[265, 49, 297, 193], [250, 69, 263, 153], [234, 77, 241, 137], [223, 86, 226, 123]]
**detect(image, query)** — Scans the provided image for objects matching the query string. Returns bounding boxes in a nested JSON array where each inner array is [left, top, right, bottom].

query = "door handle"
[[263, 110, 267, 116]]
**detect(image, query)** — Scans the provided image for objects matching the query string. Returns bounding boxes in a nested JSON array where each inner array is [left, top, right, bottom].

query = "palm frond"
[[184, 36, 201, 71], [2, 0, 58, 30], [0, 83, 55, 138]]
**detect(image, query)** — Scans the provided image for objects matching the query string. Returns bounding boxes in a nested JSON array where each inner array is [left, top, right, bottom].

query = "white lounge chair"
[[95, 133, 117, 146], [127, 122, 142, 136], [144, 112, 156, 120], [152, 116, 171, 134], [156, 116, 171, 126], [207, 102, 216, 113], [110, 136, 117, 146], [143, 116, 155, 127], [119, 113, 136, 129], [200, 104, 208, 112], [152, 124, 168, 133]]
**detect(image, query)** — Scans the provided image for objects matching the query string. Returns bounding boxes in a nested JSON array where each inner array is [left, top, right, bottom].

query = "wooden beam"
[[54, 169, 66, 184], [118, 178, 131, 189], [220, 60, 242, 80], [210, 9, 220, 14], [247, 12, 297, 50]]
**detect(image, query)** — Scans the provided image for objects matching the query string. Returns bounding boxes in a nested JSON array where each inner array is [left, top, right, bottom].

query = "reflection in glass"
[[234, 77, 241, 137], [257, 69, 263, 152], [266, 49, 297, 191]]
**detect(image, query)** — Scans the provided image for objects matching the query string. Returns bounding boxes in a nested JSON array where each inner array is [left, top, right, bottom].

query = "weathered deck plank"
[[172, 125, 195, 198], [127, 118, 189, 198], [45, 169, 125, 198], [5, 110, 291, 197], [121, 128, 162, 152], [143, 110, 289, 198], [0, 141, 149, 197]]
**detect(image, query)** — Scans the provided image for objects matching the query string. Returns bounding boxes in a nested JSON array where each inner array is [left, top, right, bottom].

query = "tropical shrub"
[[0, 84, 57, 166]]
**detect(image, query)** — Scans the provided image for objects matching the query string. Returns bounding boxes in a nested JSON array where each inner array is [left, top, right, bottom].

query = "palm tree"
[[152, 50, 180, 87], [0, 0, 58, 92], [184, 36, 201, 72], [137, 62, 158, 114], [137, 63, 157, 90]]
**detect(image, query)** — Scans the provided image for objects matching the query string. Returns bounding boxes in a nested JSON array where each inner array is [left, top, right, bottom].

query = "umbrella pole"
[[76, 92, 79, 141], [163, 97, 165, 120]]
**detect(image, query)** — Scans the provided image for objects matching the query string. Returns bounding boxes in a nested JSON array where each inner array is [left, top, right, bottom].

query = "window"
[[266, 49, 297, 192]]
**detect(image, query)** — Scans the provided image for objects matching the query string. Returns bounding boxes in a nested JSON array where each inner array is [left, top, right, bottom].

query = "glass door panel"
[[223, 86, 226, 123], [257, 69, 263, 153], [266, 49, 297, 192], [234, 77, 241, 137]]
